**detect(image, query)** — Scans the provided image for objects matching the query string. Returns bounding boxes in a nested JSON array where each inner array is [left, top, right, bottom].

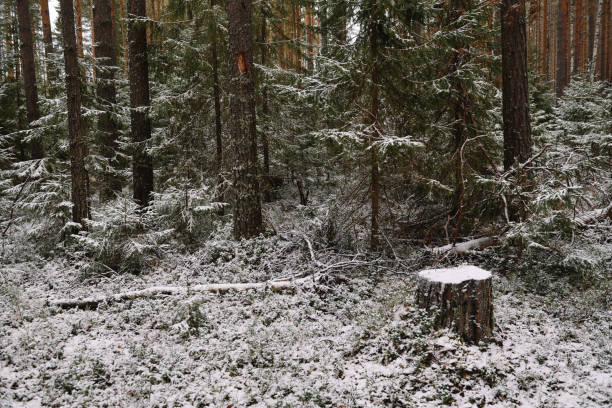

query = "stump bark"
[[416, 265, 493, 343]]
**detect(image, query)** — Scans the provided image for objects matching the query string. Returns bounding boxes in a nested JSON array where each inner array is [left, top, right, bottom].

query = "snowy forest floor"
[[1, 234, 610, 408]]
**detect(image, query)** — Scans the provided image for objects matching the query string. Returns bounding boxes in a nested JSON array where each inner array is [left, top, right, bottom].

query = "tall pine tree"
[[227, 0, 263, 239]]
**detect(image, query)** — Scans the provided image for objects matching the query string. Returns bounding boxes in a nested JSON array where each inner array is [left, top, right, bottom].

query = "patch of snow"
[[418, 265, 492, 284]]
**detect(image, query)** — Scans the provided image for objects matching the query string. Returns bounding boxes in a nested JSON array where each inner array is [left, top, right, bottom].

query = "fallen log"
[[575, 202, 612, 226], [426, 236, 498, 256], [416, 265, 494, 344], [49, 280, 302, 310]]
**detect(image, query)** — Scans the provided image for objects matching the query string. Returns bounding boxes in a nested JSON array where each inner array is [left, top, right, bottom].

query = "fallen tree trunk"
[[49, 280, 302, 310], [576, 202, 612, 226], [426, 236, 498, 256]]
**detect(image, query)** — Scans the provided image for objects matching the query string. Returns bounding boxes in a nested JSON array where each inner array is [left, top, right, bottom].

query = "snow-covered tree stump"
[[415, 265, 493, 343]]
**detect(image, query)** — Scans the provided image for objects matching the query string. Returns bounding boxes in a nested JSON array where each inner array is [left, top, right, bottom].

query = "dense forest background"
[[0, 0, 611, 406], [1, 0, 610, 278]]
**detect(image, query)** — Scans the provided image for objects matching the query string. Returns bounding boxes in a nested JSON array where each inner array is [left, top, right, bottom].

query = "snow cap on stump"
[[416, 265, 493, 344]]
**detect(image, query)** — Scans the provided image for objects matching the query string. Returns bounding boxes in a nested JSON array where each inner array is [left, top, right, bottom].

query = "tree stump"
[[415, 265, 493, 343]]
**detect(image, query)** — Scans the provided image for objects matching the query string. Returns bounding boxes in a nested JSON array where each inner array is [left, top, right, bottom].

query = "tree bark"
[[501, 0, 532, 171], [128, 0, 154, 207], [3, 1, 13, 79], [75, 0, 84, 57], [588, 0, 597, 64], [91, 2, 95, 64], [555, 0, 570, 96], [448, 0, 472, 221], [416, 265, 494, 344], [540, 0, 548, 79], [50, 279, 301, 310], [260, 2, 272, 203], [211, 0, 222, 171], [120, 0, 128, 73], [39, 0, 54, 71], [540, 0, 550, 81], [369, 0, 380, 251], [573, 0, 585, 73], [94, 0, 122, 200], [16, 0, 45, 159], [59, 0, 90, 225], [601, 0, 612, 81], [227, 0, 263, 239], [211, 0, 224, 211]]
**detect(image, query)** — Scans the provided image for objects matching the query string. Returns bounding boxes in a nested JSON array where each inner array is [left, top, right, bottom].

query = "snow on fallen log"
[[49, 279, 304, 310], [575, 202, 612, 226], [426, 236, 498, 256]]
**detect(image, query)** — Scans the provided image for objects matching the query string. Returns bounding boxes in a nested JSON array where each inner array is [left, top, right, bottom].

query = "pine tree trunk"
[[260, 3, 272, 203], [588, 0, 597, 64], [573, 0, 585, 73], [211, 0, 224, 210], [540, 0, 549, 79], [59, 0, 90, 225], [3, 1, 13, 79], [16, 0, 45, 159], [550, 0, 556, 85], [369, 0, 380, 251], [502, 0, 532, 171], [128, 0, 154, 207], [227, 0, 263, 239], [94, 0, 122, 200], [91, 3, 95, 65], [609, 2, 612, 80], [555, 0, 570, 96], [211, 0, 222, 174], [603, 0, 612, 80], [305, 5, 314, 72], [75, 0, 84, 57], [39, 0, 54, 70], [120, 0, 128, 74], [449, 0, 471, 221], [596, 0, 605, 79]]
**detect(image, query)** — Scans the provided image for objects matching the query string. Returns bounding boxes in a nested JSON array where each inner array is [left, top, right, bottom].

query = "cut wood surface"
[[416, 265, 494, 343]]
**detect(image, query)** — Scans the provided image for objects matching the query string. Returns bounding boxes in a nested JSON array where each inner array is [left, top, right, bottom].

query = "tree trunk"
[[501, 0, 532, 171], [415, 265, 494, 343], [588, 0, 597, 64], [227, 0, 263, 239], [16, 0, 45, 159], [39, 0, 54, 79], [602, 0, 612, 81], [573, 0, 585, 73], [128, 0, 154, 207], [596, 0, 606, 79], [91, 2, 95, 65], [94, 0, 122, 200], [75, 0, 84, 57], [260, 2, 272, 203], [549, 0, 556, 86], [59, 0, 90, 225], [120, 0, 128, 73], [305, 4, 314, 71], [555, 0, 570, 96], [369, 0, 380, 251], [3, 1, 13, 79], [540, 0, 548, 79], [448, 0, 471, 223], [211, 0, 224, 211]]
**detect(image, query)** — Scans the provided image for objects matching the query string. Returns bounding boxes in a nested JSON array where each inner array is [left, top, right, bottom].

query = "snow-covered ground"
[[1, 244, 609, 408]]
